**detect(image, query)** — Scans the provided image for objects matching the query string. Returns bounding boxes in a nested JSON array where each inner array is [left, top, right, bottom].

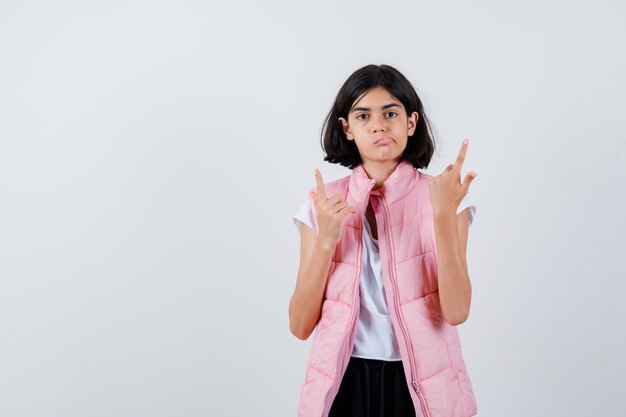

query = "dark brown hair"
[[321, 64, 436, 169]]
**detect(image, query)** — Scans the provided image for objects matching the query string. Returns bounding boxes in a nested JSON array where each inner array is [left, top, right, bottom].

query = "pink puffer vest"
[[297, 159, 478, 417]]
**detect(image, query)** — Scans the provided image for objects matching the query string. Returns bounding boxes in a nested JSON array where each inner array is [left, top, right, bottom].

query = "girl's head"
[[321, 64, 435, 169]]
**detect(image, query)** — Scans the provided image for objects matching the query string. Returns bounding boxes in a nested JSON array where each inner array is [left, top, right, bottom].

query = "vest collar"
[[348, 159, 419, 210]]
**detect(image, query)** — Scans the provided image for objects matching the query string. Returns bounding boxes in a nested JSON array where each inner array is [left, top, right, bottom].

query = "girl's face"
[[338, 86, 419, 165]]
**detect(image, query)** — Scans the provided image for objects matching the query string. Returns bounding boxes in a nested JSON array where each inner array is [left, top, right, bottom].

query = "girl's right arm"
[[288, 169, 356, 341], [288, 223, 335, 340]]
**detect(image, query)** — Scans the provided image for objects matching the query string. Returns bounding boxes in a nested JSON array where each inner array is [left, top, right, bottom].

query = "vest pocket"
[[419, 367, 467, 417], [457, 369, 478, 415], [400, 294, 453, 381], [308, 299, 352, 379], [454, 374, 470, 417]]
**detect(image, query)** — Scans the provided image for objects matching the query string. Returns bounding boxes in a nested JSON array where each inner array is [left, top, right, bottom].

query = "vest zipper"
[[379, 195, 431, 417]]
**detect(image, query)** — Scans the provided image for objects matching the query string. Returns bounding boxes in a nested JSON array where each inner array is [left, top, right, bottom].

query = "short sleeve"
[[457, 195, 476, 226], [292, 199, 318, 234]]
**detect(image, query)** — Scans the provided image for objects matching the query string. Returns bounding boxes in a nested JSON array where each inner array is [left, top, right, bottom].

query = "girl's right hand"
[[310, 168, 357, 247]]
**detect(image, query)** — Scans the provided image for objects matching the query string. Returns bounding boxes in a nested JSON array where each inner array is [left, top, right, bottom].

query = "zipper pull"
[[411, 381, 420, 393]]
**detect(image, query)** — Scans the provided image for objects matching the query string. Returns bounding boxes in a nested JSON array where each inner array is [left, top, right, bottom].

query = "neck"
[[361, 159, 401, 190]]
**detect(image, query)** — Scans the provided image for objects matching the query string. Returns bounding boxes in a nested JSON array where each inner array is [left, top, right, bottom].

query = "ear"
[[407, 112, 419, 136], [338, 117, 353, 140]]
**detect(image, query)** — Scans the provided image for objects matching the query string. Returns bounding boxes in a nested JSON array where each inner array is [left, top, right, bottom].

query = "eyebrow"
[[350, 103, 401, 113]]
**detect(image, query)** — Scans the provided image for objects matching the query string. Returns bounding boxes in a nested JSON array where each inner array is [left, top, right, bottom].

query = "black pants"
[[329, 356, 416, 417]]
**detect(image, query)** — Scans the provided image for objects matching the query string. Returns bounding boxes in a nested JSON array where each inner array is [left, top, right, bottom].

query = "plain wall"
[[1, 1, 625, 416]]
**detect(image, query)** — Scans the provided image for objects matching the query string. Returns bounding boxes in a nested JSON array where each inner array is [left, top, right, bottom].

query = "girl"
[[289, 64, 478, 417]]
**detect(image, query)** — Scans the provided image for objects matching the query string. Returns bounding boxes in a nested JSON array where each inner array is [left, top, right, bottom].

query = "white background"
[[1, 1, 625, 416]]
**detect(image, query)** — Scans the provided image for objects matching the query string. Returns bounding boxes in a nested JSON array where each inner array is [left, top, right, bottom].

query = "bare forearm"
[[433, 211, 471, 325], [289, 239, 335, 340]]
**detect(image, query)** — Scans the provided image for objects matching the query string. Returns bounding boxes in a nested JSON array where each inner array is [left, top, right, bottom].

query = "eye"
[[386, 111, 398, 118], [356, 113, 368, 120]]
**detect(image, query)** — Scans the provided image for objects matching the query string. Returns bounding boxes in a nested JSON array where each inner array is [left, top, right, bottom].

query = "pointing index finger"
[[314, 169, 327, 201], [454, 138, 469, 170]]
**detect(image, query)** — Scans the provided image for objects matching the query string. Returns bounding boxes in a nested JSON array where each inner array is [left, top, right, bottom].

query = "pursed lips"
[[374, 137, 393, 144]]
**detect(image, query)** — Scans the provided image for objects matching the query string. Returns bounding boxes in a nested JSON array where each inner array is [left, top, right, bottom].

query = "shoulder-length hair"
[[321, 64, 436, 169]]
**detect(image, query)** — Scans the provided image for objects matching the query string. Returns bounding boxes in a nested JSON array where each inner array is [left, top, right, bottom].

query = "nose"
[[370, 113, 387, 133]]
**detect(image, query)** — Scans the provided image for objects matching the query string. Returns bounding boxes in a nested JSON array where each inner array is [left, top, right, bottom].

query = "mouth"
[[374, 137, 393, 145]]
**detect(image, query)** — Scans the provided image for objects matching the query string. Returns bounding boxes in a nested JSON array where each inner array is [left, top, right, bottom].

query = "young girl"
[[289, 64, 478, 417]]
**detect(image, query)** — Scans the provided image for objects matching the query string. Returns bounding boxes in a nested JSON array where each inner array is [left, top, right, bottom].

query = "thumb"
[[340, 205, 358, 219]]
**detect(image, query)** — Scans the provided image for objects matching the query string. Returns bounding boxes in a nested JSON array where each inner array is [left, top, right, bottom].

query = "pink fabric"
[[297, 160, 478, 417]]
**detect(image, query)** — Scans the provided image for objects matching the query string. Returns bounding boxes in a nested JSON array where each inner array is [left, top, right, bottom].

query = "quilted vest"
[[297, 159, 478, 417]]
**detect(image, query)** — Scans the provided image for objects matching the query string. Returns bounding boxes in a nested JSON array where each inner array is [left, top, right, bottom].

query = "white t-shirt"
[[292, 196, 476, 361]]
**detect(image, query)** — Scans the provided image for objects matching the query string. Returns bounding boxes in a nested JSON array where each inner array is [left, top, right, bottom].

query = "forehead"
[[350, 86, 402, 110]]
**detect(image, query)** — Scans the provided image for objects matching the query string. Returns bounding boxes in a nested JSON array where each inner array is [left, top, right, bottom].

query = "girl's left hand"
[[429, 138, 477, 216]]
